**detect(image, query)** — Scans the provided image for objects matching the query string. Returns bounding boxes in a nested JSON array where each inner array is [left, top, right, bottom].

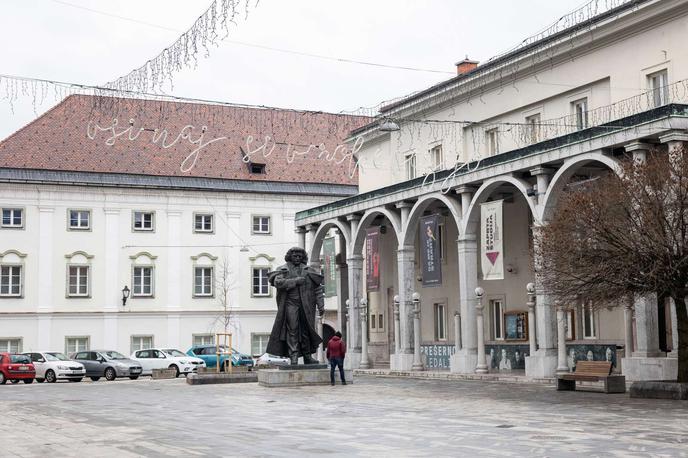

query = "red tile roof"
[[0, 95, 370, 185]]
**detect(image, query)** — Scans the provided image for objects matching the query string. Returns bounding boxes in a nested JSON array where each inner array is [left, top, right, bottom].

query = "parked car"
[[0, 353, 35, 384], [254, 353, 290, 367], [72, 350, 143, 381], [186, 345, 254, 370], [23, 351, 85, 383], [130, 348, 205, 377]]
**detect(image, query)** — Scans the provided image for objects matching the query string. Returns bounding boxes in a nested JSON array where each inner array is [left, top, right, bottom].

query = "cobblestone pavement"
[[1, 376, 687, 457]]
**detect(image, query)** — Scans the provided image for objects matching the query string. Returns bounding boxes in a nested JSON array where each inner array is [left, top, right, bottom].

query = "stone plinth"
[[622, 357, 677, 381], [630, 381, 688, 400], [151, 368, 177, 379], [524, 350, 557, 377], [258, 366, 353, 387], [186, 372, 258, 385]]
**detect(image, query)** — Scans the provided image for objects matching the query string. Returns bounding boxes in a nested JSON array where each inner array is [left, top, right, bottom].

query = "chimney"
[[455, 56, 479, 75]]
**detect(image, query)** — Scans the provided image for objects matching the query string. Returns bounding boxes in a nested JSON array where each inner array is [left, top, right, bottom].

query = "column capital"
[[346, 254, 363, 263], [294, 226, 307, 234], [457, 233, 477, 243], [454, 185, 477, 195], [397, 244, 415, 253], [529, 166, 554, 177], [346, 213, 362, 222], [38, 206, 55, 213], [624, 141, 654, 153], [659, 131, 688, 144], [395, 201, 414, 209], [305, 223, 320, 232]]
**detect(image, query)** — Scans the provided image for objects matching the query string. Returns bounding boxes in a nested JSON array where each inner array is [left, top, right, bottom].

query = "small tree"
[[538, 148, 688, 383], [213, 256, 239, 337]]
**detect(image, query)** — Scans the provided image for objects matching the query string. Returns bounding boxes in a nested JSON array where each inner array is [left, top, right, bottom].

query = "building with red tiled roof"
[[0, 94, 368, 357]]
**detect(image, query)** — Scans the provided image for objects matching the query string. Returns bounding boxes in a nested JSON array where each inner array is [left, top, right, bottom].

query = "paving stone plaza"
[[1, 376, 687, 457]]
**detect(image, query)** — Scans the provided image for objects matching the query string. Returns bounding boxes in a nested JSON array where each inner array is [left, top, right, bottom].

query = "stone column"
[[659, 132, 688, 156], [556, 302, 569, 374], [624, 299, 634, 357], [454, 311, 462, 352], [454, 234, 478, 373], [475, 288, 488, 374], [344, 305, 350, 350], [625, 141, 652, 164], [305, 224, 319, 268], [317, 312, 324, 363], [295, 227, 306, 250], [529, 167, 553, 206], [346, 255, 363, 354], [393, 295, 401, 354], [526, 225, 558, 377], [455, 186, 475, 218], [411, 293, 423, 371], [669, 298, 679, 357], [526, 283, 537, 357], [359, 298, 371, 369], [633, 293, 661, 357], [394, 245, 416, 370]]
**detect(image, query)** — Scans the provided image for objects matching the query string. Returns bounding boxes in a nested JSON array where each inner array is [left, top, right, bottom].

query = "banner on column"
[[480, 200, 504, 280], [365, 227, 380, 290], [323, 237, 337, 297], [420, 214, 442, 287]]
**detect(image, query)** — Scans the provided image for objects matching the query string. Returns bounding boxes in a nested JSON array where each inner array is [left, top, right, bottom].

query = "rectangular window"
[[405, 153, 417, 180], [65, 336, 89, 354], [131, 335, 154, 353], [434, 303, 447, 341], [378, 314, 384, 330], [67, 266, 89, 297], [583, 300, 596, 339], [486, 129, 499, 155], [430, 145, 443, 171], [193, 334, 215, 346], [525, 113, 541, 143], [252, 216, 271, 234], [252, 267, 270, 296], [251, 333, 270, 356], [565, 309, 575, 341], [133, 211, 154, 231], [132, 266, 153, 296], [194, 267, 213, 297], [491, 299, 504, 340], [438, 223, 446, 261], [572, 98, 588, 130], [370, 314, 376, 329], [0, 338, 21, 353], [68, 210, 91, 230], [1, 208, 23, 228], [648, 70, 669, 107], [194, 213, 213, 233], [0, 265, 22, 297]]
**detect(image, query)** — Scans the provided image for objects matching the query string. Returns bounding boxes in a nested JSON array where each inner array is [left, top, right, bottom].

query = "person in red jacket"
[[326, 331, 347, 386]]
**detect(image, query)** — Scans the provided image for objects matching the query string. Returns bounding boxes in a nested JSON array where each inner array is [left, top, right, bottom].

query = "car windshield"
[[102, 351, 127, 360], [45, 352, 69, 361], [10, 355, 30, 364], [163, 349, 186, 357]]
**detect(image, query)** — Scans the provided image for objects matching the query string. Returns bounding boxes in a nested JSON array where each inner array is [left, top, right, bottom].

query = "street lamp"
[[378, 118, 400, 132], [121, 285, 130, 307], [411, 292, 423, 371], [359, 298, 370, 369], [526, 282, 537, 357]]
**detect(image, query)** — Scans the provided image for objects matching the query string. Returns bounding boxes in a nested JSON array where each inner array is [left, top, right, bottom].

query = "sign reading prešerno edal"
[[323, 237, 337, 297], [481, 200, 504, 280], [420, 214, 442, 287], [365, 227, 380, 290]]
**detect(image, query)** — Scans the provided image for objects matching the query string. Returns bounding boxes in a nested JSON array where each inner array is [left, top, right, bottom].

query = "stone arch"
[[352, 207, 402, 255], [310, 219, 352, 263], [461, 175, 537, 236], [401, 193, 462, 247], [540, 152, 622, 223]]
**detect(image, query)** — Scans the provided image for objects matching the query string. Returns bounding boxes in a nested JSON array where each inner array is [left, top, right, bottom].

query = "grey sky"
[[1, 0, 588, 139]]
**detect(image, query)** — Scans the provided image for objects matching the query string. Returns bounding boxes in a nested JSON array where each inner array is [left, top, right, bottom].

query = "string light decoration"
[[103, 0, 259, 95]]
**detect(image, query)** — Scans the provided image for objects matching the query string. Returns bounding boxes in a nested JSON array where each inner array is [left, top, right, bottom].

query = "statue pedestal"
[[258, 365, 352, 387]]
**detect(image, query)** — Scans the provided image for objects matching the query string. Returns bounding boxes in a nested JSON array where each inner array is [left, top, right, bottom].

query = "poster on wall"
[[420, 214, 442, 287], [480, 200, 504, 280], [323, 236, 337, 297], [365, 226, 380, 290]]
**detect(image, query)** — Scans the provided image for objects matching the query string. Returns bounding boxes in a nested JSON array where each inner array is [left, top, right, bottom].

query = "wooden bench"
[[557, 361, 626, 393]]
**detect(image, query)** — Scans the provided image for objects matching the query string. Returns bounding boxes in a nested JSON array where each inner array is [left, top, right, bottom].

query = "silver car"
[[72, 350, 143, 381]]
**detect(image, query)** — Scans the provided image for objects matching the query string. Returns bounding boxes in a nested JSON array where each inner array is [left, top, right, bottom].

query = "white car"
[[254, 353, 291, 367], [130, 348, 205, 377], [23, 351, 86, 383]]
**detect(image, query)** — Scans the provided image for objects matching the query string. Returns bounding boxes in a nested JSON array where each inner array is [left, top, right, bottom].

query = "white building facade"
[[297, 0, 688, 380], [0, 96, 364, 356]]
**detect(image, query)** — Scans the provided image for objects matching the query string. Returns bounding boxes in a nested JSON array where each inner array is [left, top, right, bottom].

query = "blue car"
[[186, 345, 254, 370]]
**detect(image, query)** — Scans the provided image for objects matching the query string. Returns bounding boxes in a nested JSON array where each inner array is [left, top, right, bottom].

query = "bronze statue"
[[266, 247, 325, 365]]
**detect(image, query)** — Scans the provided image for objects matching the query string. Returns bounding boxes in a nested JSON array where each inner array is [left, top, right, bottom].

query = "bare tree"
[[213, 256, 239, 336], [538, 148, 688, 383]]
